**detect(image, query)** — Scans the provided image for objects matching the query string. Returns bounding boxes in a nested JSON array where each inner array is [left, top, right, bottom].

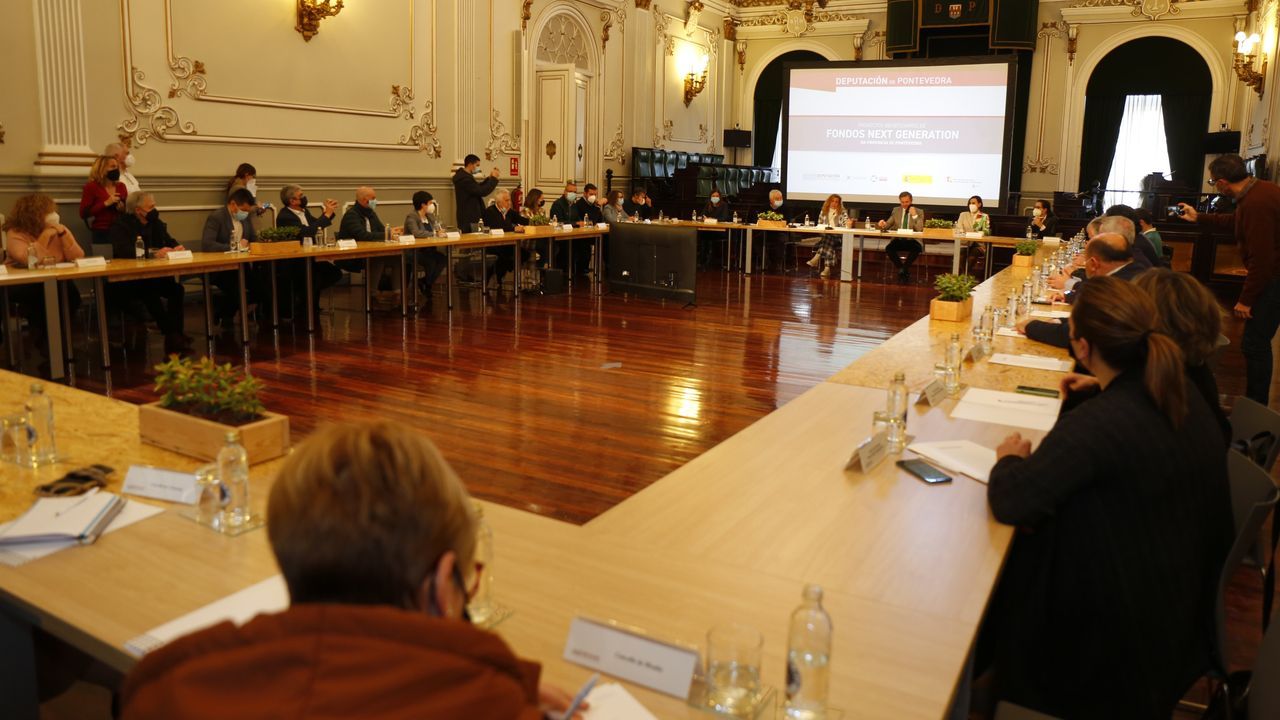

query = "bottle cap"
[[225, 430, 240, 443], [803, 584, 824, 601], [893, 371, 905, 382], [30, 383, 44, 394]]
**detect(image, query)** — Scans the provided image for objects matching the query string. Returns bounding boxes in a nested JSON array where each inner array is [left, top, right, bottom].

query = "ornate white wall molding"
[[1024, 22, 1068, 176], [485, 110, 523, 160], [1061, 0, 1245, 23], [33, 0, 95, 171]]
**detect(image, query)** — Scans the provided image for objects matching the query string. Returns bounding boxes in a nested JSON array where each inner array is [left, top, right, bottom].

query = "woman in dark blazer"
[[1027, 198, 1059, 239], [982, 277, 1233, 718]]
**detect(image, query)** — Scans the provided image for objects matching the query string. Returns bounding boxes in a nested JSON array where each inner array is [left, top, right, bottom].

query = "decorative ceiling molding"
[[686, 1, 705, 34], [1062, 0, 1242, 23], [602, 10, 614, 50], [522, 0, 533, 33], [166, 55, 206, 99], [736, 9, 869, 40]]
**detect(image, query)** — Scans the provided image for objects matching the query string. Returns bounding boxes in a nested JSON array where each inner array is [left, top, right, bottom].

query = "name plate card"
[[596, 223, 609, 230], [563, 224, 576, 231], [122, 466, 199, 504], [165, 250, 193, 262], [563, 617, 699, 699], [916, 378, 948, 407], [704, 218, 718, 224], [0, 265, 8, 275], [964, 231, 984, 239], [336, 239, 358, 250], [489, 229, 505, 236], [896, 228, 915, 235], [845, 430, 889, 473], [966, 343, 991, 364], [397, 235, 416, 245], [446, 231, 461, 239], [75, 256, 107, 268]]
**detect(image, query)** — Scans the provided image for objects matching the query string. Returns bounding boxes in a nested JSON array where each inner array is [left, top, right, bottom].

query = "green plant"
[[934, 273, 979, 302], [153, 356, 266, 425], [526, 213, 550, 226], [757, 210, 784, 222], [1015, 239, 1039, 256], [972, 215, 990, 234], [257, 226, 301, 242], [924, 218, 954, 229]]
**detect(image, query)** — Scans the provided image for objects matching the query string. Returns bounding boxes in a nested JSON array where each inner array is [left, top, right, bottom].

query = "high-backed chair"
[[662, 151, 677, 178], [634, 148, 654, 179], [674, 151, 689, 171]]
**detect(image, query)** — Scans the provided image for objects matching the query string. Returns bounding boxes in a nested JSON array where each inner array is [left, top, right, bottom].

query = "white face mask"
[[426, 202, 437, 215], [711, 196, 721, 205], [245, 179, 258, 196], [616, 200, 625, 208], [771, 199, 783, 209], [472, 168, 484, 178], [124, 153, 136, 168], [585, 194, 595, 204], [968, 204, 978, 213], [45, 212, 60, 227], [1032, 208, 1042, 218], [566, 192, 578, 202]]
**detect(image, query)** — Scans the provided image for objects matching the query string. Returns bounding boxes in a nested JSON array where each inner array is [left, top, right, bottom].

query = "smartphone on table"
[[896, 459, 952, 484]]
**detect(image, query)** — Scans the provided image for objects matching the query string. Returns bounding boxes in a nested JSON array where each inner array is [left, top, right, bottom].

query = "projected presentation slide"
[[784, 61, 1012, 208]]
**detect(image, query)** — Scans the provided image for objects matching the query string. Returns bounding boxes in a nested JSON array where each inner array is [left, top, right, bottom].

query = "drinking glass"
[[193, 463, 224, 529], [706, 623, 764, 716], [1, 412, 34, 467]]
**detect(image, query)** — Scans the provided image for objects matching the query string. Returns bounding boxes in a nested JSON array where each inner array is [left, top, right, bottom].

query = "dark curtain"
[[752, 51, 823, 167], [1079, 95, 1128, 191], [1162, 93, 1212, 189]]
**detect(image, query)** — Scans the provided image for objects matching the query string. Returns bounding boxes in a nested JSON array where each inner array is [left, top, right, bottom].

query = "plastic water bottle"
[[803, 213, 811, 227], [865, 216, 872, 231], [1005, 294, 1019, 325], [692, 209, 698, 222], [477, 218, 487, 234], [134, 235, 146, 259], [1025, 226, 1033, 240], [945, 333, 962, 396], [732, 210, 740, 224], [784, 584, 832, 719], [217, 431, 250, 528], [886, 371, 908, 453], [27, 251, 37, 270], [468, 503, 497, 625], [26, 383, 56, 465], [1021, 279, 1033, 312]]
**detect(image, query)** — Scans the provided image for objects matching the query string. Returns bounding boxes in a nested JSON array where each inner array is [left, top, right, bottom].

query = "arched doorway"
[[752, 50, 825, 167], [1073, 36, 1214, 193], [529, 9, 600, 188]]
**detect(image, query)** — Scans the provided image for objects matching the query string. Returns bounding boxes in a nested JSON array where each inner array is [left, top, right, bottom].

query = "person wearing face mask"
[[226, 163, 258, 200], [1027, 199, 1058, 239], [520, 187, 546, 219], [338, 186, 392, 241], [601, 189, 629, 225], [3, 194, 85, 356], [548, 181, 581, 226], [79, 155, 128, 254], [479, 189, 526, 289], [956, 195, 989, 235], [452, 154, 501, 232], [1178, 153, 1280, 404], [119, 421, 588, 720], [879, 190, 924, 283], [573, 183, 604, 225], [980, 277, 1231, 719], [201, 189, 260, 327], [623, 189, 655, 221], [274, 185, 344, 318], [703, 188, 731, 222], [403, 190, 447, 300], [104, 142, 142, 196], [107, 192, 191, 354]]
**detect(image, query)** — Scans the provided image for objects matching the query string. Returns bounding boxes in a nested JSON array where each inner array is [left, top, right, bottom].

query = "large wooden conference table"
[[0, 257, 1068, 719]]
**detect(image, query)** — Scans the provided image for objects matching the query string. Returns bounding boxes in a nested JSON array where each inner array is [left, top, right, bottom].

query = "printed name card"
[[964, 231, 984, 239], [845, 430, 889, 473], [446, 231, 461, 239], [896, 228, 915, 235], [122, 466, 200, 504], [489, 229, 505, 236], [564, 224, 577, 231], [966, 343, 991, 363], [564, 617, 699, 699], [165, 250, 193, 262], [397, 235, 416, 245], [703, 218, 718, 224], [75, 256, 107, 268], [596, 223, 609, 230], [916, 378, 948, 407], [336, 239, 358, 250], [0, 265, 8, 275]]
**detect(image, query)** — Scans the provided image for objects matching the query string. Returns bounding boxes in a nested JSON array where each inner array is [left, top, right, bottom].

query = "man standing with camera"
[[1179, 154, 1280, 405]]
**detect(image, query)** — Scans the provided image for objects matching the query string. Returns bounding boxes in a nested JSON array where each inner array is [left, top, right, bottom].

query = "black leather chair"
[[634, 148, 654, 178]]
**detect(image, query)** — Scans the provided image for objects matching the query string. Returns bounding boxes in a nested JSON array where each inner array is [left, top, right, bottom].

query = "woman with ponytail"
[[979, 276, 1233, 718]]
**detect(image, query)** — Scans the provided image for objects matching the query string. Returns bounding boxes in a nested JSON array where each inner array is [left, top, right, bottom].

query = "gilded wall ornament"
[[604, 124, 626, 164], [485, 110, 522, 160], [166, 55, 206, 100], [119, 67, 198, 145], [400, 100, 442, 157], [546, 139, 557, 159]]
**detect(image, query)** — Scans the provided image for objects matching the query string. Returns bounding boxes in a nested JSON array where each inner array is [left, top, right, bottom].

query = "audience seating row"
[[691, 164, 773, 199], [631, 147, 724, 180]]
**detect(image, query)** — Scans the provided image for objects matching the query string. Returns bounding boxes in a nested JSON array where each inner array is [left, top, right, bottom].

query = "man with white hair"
[[104, 142, 141, 195], [478, 188, 525, 288], [108, 191, 189, 353]]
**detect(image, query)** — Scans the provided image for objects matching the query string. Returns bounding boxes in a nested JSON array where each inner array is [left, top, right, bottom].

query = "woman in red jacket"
[[79, 155, 127, 253]]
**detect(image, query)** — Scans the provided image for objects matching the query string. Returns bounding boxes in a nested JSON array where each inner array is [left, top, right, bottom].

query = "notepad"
[[995, 327, 1022, 338], [0, 490, 125, 546], [907, 440, 998, 483], [584, 683, 658, 720], [988, 353, 1073, 372], [951, 387, 1061, 432], [0, 499, 163, 567], [125, 574, 289, 657]]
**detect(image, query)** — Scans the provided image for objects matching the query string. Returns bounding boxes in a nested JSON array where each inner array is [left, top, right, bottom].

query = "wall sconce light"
[[296, 0, 344, 42], [682, 53, 710, 106], [1233, 31, 1266, 96], [1066, 25, 1078, 66]]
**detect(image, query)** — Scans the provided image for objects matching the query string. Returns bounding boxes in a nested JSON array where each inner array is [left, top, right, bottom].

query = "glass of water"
[[706, 623, 764, 716], [0, 412, 34, 467]]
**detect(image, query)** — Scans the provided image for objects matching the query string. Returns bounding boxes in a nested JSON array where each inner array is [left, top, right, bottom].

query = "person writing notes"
[[878, 191, 924, 283]]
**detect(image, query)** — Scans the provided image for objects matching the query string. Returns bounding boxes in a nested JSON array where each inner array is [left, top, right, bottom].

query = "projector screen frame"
[[780, 55, 1019, 211]]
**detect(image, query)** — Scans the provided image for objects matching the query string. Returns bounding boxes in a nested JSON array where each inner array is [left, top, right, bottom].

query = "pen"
[[54, 488, 100, 518], [560, 673, 599, 720]]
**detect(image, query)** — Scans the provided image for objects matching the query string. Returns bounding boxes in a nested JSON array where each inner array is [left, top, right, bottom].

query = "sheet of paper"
[[988, 353, 1073, 373], [584, 683, 658, 720], [1029, 309, 1070, 319], [0, 499, 165, 567], [995, 327, 1022, 338], [124, 574, 289, 657], [0, 489, 117, 544], [907, 440, 998, 483], [950, 387, 1061, 432]]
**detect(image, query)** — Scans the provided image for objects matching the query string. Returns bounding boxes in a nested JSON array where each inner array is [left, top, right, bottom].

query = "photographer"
[[1177, 154, 1280, 404]]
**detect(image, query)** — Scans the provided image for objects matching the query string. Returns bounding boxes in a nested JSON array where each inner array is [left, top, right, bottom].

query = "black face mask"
[[145, 208, 160, 223], [106, 169, 121, 182], [299, 195, 308, 209]]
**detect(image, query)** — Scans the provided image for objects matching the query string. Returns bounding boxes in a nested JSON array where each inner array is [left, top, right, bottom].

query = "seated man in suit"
[[878, 191, 924, 283], [338, 186, 391, 241], [109, 192, 190, 354], [201, 188, 258, 326], [119, 422, 585, 719], [276, 184, 344, 318], [560, 183, 605, 272], [548, 180, 580, 227], [1103, 205, 1159, 268], [623, 189, 656, 221], [1016, 233, 1145, 348], [479, 188, 526, 288]]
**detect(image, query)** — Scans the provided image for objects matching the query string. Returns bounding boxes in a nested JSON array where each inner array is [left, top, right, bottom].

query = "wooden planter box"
[[249, 240, 302, 257], [1011, 254, 1035, 267], [930, 296, 973, 322], [518, 225, 555, 235], [139, 402, 290, 464], [755, 220, 787, 229]]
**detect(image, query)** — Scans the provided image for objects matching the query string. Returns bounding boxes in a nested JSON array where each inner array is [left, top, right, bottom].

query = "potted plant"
[[518, 213, 554, 234], [930, 273, 978, 322], [251, 225, 302, 256], [139, 356, 290, 463], [755, 210, 787, 228], [1012, 239, 1038, 267], [924, 218, 954, 229]]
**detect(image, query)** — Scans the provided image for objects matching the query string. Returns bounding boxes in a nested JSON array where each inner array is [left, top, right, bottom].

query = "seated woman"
[[697, 188, 732, 268], [517, 188, 547, 267], [805, 193, 848, 279], [981, 277, 1232, 718], [601, 190, 629, 225], [403, 190, 447, 299], [120, 422, 584, 719], [1027, 198, 1058, 239], [3, 194, 84, 353], [955, 194, 990, 270]]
